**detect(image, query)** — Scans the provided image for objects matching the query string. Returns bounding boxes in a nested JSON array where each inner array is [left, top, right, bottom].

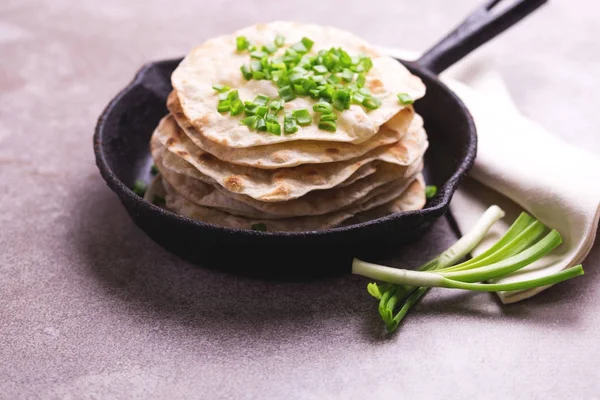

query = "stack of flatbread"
[[146, 22, 429, 231]]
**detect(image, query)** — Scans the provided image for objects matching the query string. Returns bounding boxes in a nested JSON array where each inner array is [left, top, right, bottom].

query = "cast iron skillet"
[[94, 0, 546, 278]]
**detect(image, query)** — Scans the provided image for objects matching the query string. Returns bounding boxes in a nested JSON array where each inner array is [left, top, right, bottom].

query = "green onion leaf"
[[341, 68, 354, 82], [313, 101, 333, 113], [230, 99, 244, 116], [241, 116, 258, 129], [252, 70, 265, 80], [212, 84, 230, 92], [301, 37, 314, 51], [227, 89, 240, 102], [241, 64, 252, 80], [133, 180, 147, 197], [313, 65, 328, 74], [251, 223, 267, 231], [426, 185, 438, 199], [318, 119, 337, 132], [362, 96, 381, 110], [217, 100, 230, 113], [319, 112, 337, 122], [352, 92, 366, 104], [236, 36, 250, 51], [266, 121, 281, 135], [268, 99, 283, 115], [291, 42, 308, 54], [278, 85, 296, 102], [284, 113, 298, 134], [250, 50, 268, 59], [397, 92, 414, 105], [356, 73, 366, 88], [275, 34, 285, 47], [253, 94, 270, 106], [293, 109, 312, 126], [262, 43, 278, 55], [256, 106, 268, 118]]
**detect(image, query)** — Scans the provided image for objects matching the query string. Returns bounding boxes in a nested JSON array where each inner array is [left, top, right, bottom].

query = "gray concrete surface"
[[1, 0, 599, 399]]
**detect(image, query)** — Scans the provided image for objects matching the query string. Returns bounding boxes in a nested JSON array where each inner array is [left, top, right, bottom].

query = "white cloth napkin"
[[381, 47, 600, 304]]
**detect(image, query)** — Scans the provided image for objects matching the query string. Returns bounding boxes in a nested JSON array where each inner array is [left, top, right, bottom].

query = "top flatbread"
[[172, 21, 425, 148]]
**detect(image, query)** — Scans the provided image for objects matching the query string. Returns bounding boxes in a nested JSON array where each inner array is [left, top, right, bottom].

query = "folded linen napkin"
[[382, 48, 600, 304]]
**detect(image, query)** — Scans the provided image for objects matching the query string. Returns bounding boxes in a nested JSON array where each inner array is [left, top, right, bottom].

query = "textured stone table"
[[1, 1, 599, 398]]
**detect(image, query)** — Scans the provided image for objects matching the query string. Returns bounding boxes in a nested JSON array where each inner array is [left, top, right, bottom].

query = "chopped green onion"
[[252, 70, 265, 80], [301, 37, 314, 51], [284, 113, 298, 134], [425, 185, 438, 199], [251, 223, 267, 231], [241, 115, 258, 128], [278, 85, 296, 102], [236, 36, 250, 51], [397, 92, 414, 105], [313, 101, 333, 113], [291, 42, 308, 54], [133, 180, 147, 197], [356, 73, 366, 88], [262, 43, 278, 54], [333, 88, 351, 109], [218, 92, 229, 101], [244, 101, 259, 116], [275, 34, 285, 47], [318, 119, 337, 131], [319, 112, 337, 122], [150, 164, 158, 175], [212, 84, 230, 93], [217, 100, 230, 113], [266, 121, 281, 135], [362, 96, 381, 110], [256, 106, 268, 118], [230, 99, 244, 116], [254, 117, 266, 131], [352, 92, 366, 104], [250, 50, 268, 59], [254, 94, 270, 106], [313, 65, 328, 74], [268, 99, 283, 115], [341, 68, 354, 82], [240, 64, 252, 80], [293, 109, 312, 126], [227, 89, 239, 102]]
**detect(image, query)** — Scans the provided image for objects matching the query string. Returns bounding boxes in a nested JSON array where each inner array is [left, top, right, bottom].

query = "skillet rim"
[[94, 57, 477, 238]]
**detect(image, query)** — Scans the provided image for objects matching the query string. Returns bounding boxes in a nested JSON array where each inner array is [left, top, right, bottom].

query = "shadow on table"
[[72, 175, 595, 341]]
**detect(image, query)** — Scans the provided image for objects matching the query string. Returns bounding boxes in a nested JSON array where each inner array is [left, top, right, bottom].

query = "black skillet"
[[94, 0, 546, 278]]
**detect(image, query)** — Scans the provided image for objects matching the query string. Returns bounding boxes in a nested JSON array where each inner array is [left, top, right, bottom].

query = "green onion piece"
[[265, 114, 278, 123], [356, 73, 366, 88], [256, 106, 268, 118], [251, 223, 267, 231], [397, 92, 414, 105], [240, 64, 252, 80], [320, 112, 337, 122], [230, 99, 244, 116], [301, 37, 314, 51], [268, 100, 283, 115], [241, 116, 258, 128], [217, 100, 230, 113], [250, 60, 263, 71], [311, 75, 326, 84], [279, 85, 296, 102], [227, 89, 239, 102], [293, 83, 307, 95], [218, 92, 229, 101], [212, 84, 230, 92], [275, 34, 285, 47], [252, 70, 265, 80], [426, 185, 438, 199], [254, 117, 267, 131], [236, 36, 250, 51], [133, 180, 147, 196], [341, 68, 354, 82], [253, 94, 270, 106], [318, 120, 337, 132], [293, 109, 312, 126], [362, 96, 381, 110], [313, 101, 333, 113], [358, 87, 371, 96], [319, 86, 334, 101], [327, 74, 340, 84], [333, 88, 351, 109], [244, 101, 258, 116], [262, 43, 278, 54], [313, 65, 328, 74], [291, 42, 308, 54], [339, 49, 352, 67], [266, 121, 281, 135], [250, 50, 268, 59], [150, 164, 158, 175], [284, 113, 298, 134], [352, 92, 366, 104]]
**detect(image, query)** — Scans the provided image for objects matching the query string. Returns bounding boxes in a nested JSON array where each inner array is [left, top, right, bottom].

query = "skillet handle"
[[417, 0, 547, 74]]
